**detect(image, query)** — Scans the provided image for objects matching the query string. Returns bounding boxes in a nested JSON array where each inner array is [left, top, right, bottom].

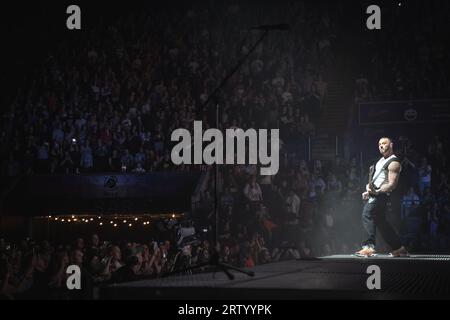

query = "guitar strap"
[[370, 156, 400, 189]]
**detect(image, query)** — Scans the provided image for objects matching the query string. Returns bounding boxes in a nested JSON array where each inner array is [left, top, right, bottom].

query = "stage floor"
[[99, 255, 450, 300]]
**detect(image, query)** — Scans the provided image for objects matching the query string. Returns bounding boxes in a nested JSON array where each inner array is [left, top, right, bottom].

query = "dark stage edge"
[[99, 255, 450, 300]]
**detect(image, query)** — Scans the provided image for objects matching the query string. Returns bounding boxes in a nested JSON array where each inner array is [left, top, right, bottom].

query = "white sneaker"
[[354, 245, 377, 258]]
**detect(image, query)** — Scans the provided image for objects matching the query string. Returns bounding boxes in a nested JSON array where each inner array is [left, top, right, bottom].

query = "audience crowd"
[[1, 1, 333, 177], [355, 1, 450, 102]]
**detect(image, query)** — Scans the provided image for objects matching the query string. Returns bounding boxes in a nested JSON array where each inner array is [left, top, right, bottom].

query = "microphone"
[[251, 23, 290, 31]]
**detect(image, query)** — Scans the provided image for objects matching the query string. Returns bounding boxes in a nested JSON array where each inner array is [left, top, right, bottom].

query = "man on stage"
[[355, 137, 409, 257]]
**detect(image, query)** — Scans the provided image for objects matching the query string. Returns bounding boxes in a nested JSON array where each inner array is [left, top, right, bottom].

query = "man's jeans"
[[362, 195, 402, 249]]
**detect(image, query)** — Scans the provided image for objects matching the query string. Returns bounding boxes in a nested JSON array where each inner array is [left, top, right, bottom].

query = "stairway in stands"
[[311, 70, 354, 161], [311, 28, 360, 162]]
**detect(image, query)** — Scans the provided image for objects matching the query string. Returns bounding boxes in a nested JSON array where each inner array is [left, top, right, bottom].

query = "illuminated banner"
[[359, 99, 450, 125], [4, 173, 200, 215], [24, 173, 199, 199]]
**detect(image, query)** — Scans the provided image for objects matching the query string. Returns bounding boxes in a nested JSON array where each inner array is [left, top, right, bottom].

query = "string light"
[[38, 213, 180, 228]]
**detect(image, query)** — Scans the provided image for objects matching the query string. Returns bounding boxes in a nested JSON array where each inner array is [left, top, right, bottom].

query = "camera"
[[175, 219, 202, 249]]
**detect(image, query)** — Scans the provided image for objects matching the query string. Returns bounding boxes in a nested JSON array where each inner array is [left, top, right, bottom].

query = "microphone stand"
[[163, 28, 274, 280]]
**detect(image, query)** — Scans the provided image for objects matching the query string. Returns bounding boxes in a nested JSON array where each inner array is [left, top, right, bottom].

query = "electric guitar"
[[365, 156, 399, 200]]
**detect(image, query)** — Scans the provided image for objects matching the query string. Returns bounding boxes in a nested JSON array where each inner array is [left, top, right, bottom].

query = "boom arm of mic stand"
[[166, 29, 271, 281]]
